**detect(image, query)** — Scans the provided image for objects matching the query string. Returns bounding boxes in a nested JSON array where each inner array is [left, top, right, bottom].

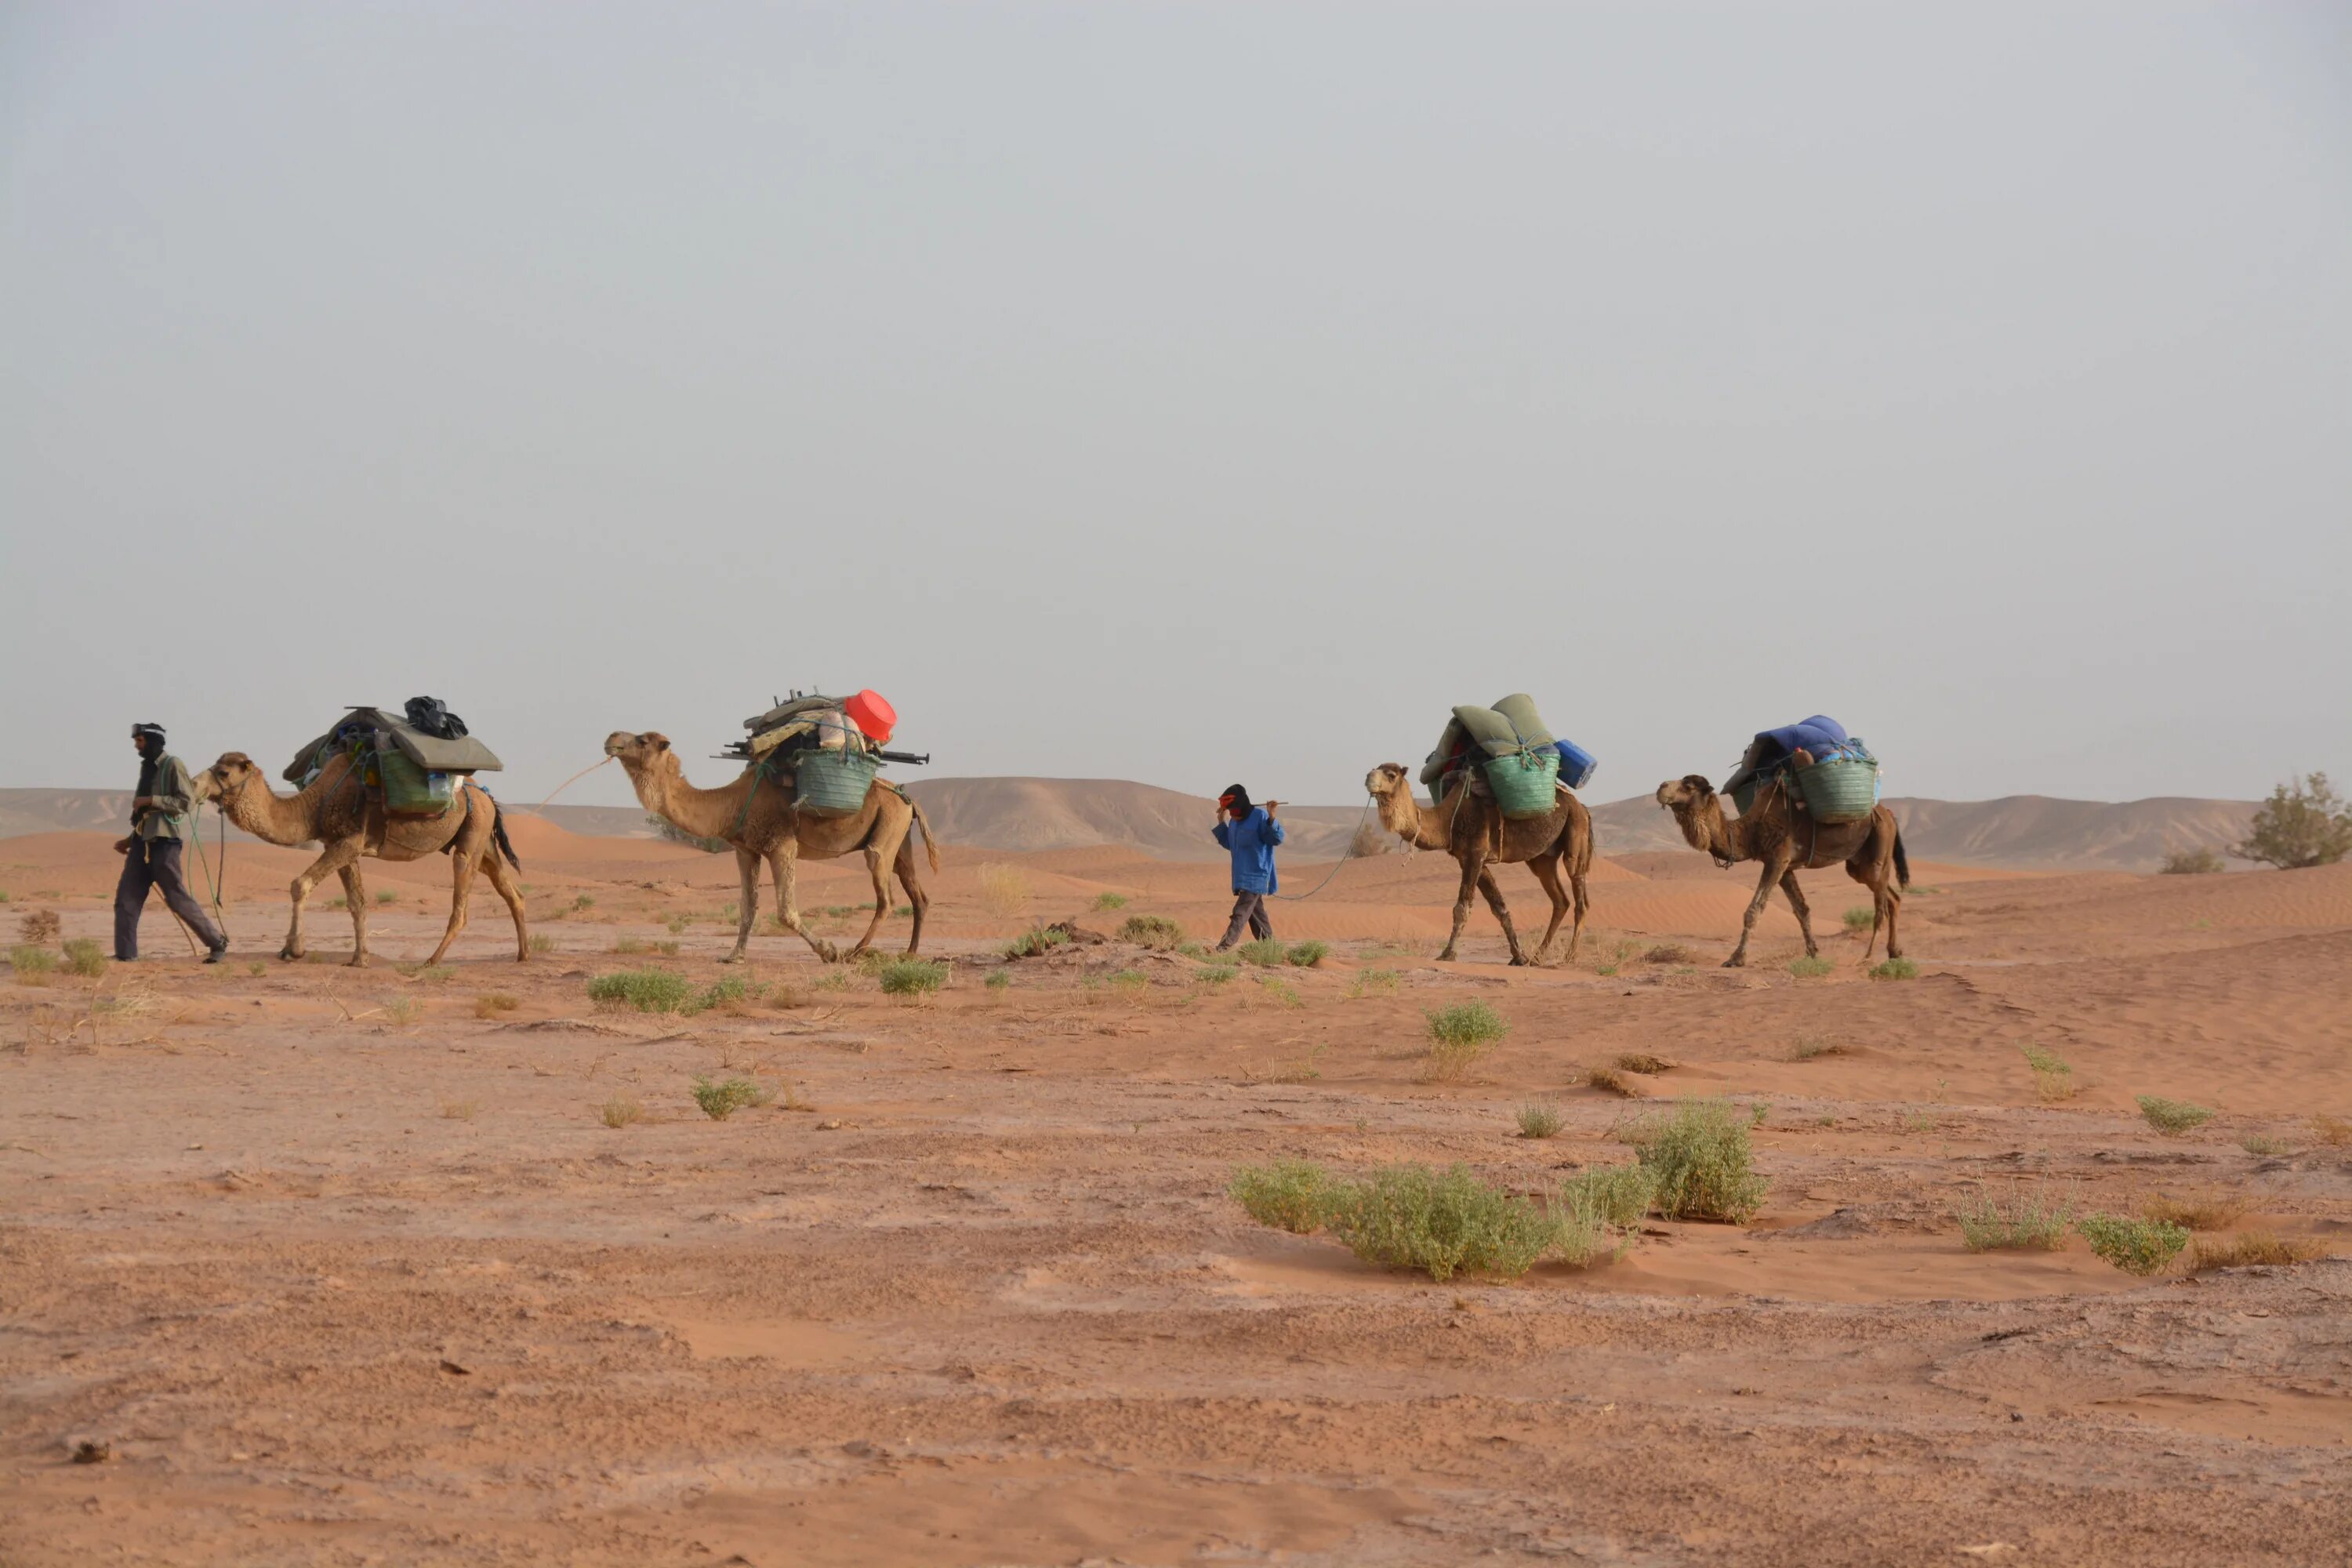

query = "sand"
[[4, 833, 2349, 1566]]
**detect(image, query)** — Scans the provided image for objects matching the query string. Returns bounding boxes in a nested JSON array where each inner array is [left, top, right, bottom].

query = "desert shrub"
[[1421, 1002, 1506, 1081], [9, 945, 56, 981], [983, 970, 1011, 992], [60, 938, 107, 978], [2137, 1094, 2214, 1134], [599, 1096, 644, 1128], [473, 992, 521, 1019], [2232, 773, 2352, 869], [438, 1097, 480, 1121], [375, 889, 399, 905], [878, 958, 949, 996], [1254, 976, 1302, 1008], [20, 909, 62, 943], [1624, 1100, 1767, 1223], [587, 968, 694, 1014], [2239, 1134, 2289, 1157], [245, 961, 266, 976], [1869, 957, 1918, 981], [1319, 1164, 1559, 1282], [2159, 847, 2224, 875], [1286, 940, 1330, 967], [977, 863, 1030, 916], [1515, 1101, 1563, 1139], [1790, 1037, 1847, 1062], [2187, 1232, 2322, 1272], [1109, 968, 1150, 999], [1346, 967, 1402, 999], [2140, 1189, 2247, 1231], [528, 934, 554, 954], [613, 937, 645, 954], [2312, 1115, 2351, 1147], [1196, 962, 1239, 985], [1615, 1053, 1671, 1075], [2077, 1214, 2188, 1276], [402, 964, 454, 985], [1236, 938, 1287, 968], [380, 995, 423, 1025], [689, 975, 755, 1014], [1229, 1159, 1333, 1233], [1003, 926, 1067, 960], [2020, 1043, 2075, 1102], [811, 971, 849, 993], [1091, 891, 1129, 911], [1349, 821, 1391, 859], [1585, 1067, 1637, 1098], [1559, 1164, 1656, 1229], [1841, 906, 1873, 931], [692, 1076, 768, 1120], [0, 890, 9, 902], [1117, 914, 1184, 950], [1788, 955, 1833, 978], [573, 895, 595, 912], [1643, 943, 1695, 965], [1956, 1186, 2074, 1251]]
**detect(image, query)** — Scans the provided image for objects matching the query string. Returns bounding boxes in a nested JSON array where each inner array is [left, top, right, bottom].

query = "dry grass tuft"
[[19, 909, 61, 944], [1642, 943, 1697, 965], [2020, 1043, 2076, 1102], [1614, 1053, 1672, 1075], [1789, 1037, 1849, 1062], [2140, 1188, 2249, 1232], [473, 993, 521, 1019], [2186, 1232, 2324, 1272], [437, 1097, 481, 1122], [1787, 955, 1834, 978], [1514, 1101, 1563, 1139], [1585, 1066, 1639, 1098], [2312, 1114, 2352, 1148], [599, 1096, 644, 1129], [1956, 1185, 2074, 1251]]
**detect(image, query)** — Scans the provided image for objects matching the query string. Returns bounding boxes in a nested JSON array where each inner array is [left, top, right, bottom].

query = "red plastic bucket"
[[844, 689, 896, 746]]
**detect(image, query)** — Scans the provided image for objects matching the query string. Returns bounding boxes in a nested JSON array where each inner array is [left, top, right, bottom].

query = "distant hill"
[[0, 780, 2259, 873]]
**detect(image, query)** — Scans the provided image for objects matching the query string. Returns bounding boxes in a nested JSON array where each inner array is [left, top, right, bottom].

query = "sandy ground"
[[4, 823, 2350, 1566]]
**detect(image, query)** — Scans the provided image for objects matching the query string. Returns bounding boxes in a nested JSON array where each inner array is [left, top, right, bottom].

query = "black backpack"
[[403, 696, 470, 740]]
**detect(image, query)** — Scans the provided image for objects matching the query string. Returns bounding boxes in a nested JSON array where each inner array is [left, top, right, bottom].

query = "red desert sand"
[[4, 822, 2349, 1565]]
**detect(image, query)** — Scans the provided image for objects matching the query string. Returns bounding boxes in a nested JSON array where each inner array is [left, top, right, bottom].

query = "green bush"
[[1319, 1164, 1559, 1282], [1624, 1100, 1767, 1223], [528, 934, 554, 954], [1286, 940, 1330, 967], [2077, 1214, 2189, 1276], [1869, 957, 1918, 981], [60, 938, 107, 978], [9, 944, 58, 978], [1558, 1164, 1656, 1229], [1109, 968, 1151, 998], [2159, 847, 2224, 875], [1091, 891, 1129, 911], [691, 1076, 768, 1121], [1841, 906, 1873, 931], [1228, 1159, 1332, 1233], [1421, 1001, 1508, 1082], [1788, 955, 1833, 978], [587, 968, 694, 1013], [878, 958, 950, 996], [1003, 926, 1068, 960], [2137, 1094, 2214, 1134], [983, 970, 1011, 992], [1956, 1186, 2074, 1251], [689, 975, 754, 1013], [375, 889, 399, 905], [2020, 1043, 2074, 1102], [2231, 773, 2352, 869], [1236, 938, 1287, 967], [1197, 961, 1239, 985], [1117, 913, 1184, 950], [1347, 967, 1402, 998], [1515, 1101, 1563, 1139]]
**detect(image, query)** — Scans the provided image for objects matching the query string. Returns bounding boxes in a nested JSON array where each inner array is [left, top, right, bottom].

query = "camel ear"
[[644, 732, 670, 752], [1683, 773, 1715, 795]]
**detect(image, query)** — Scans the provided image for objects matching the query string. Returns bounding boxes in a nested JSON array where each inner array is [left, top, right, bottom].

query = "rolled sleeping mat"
[[1450, 704, 1524, 759], [1488, 693, 1555, 750]]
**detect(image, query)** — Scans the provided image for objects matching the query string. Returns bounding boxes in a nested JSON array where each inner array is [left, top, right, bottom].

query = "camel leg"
[[844, 814, 910, 960], [338, 864, 369, 964], [721, 846, 760, 964], [285, 838, 364, 964], [477, 845, 530, 961], [1779, 869, 1817, 958], [766, 843, 837, 964], [1726, 854, 1787, 967], [1438, 848, 1486, 963], [1477, 868, 1527, 965], [894, 833, 929, 956], [423, 838, 485, 967], [1567, 865, 1590, 960], [1523, 854, 1571, 966]]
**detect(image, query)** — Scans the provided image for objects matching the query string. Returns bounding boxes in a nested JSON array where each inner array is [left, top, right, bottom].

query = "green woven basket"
[[793, 748, 879, 816], [1483, 748, 1562, 819], [378, 748, 456, 817], [1794, 757, 1878, 824]]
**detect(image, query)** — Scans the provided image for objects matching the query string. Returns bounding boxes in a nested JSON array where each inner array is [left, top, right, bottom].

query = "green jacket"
[[133, 753, 197, 843]]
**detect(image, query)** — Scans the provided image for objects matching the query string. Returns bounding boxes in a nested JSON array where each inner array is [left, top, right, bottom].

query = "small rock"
[[438, 1359, 470, 1377], [71, 1440, 111, 1465]]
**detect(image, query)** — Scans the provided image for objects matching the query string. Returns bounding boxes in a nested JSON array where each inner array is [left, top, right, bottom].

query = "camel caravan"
[[173, 689, 1903, 971]]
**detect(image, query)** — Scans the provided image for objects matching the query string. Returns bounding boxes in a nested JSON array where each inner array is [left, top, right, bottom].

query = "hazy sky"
[[5, 3, 2347, 810]]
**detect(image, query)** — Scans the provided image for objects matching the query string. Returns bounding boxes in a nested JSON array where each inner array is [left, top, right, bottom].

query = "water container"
[[1552, 739, 1599, 792], [844, 689, 897, 746]]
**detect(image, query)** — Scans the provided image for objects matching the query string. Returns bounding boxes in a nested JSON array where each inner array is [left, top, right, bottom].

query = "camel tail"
[[909, 797, 941, 874], [490, 796, 522, 872], [1892, 823, 1910, 889]]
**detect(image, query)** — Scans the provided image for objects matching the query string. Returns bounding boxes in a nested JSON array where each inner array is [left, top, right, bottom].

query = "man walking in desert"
[[1210, 784, 1284, 953], [114, 722, 228, 963]]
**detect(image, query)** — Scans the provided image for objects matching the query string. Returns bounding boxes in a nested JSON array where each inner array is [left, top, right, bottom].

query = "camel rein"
[[1265, 795, 1377, 902]]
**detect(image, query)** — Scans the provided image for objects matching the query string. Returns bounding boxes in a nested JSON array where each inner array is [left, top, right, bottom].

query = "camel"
[[190, 750, 528, 967], [1365, 763, 1592, 965], [603, 732, 938, 964], [1653, 773, 1909, 967]]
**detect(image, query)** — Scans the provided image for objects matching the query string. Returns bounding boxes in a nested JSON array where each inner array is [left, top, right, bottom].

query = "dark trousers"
[[1217, 890, 1274, 949], [114, 839, 224, 959]]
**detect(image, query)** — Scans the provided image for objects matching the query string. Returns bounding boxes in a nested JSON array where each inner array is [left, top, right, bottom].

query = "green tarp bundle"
[[1421, 693, 1563, 819]]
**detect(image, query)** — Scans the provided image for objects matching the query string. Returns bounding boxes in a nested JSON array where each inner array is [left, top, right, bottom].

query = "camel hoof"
[[1722, 954, 1745, 969], [346, 956, 369, 969], [1435, 949, 1457, 963], [717, 953, 743, 966]]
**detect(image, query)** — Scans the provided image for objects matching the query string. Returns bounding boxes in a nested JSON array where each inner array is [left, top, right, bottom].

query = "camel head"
[[1656, 775, 1737, 867], [190, 752, 262, 807], [1364, 763, 1424, 840], [603, 731, 674, 777], [1365, 763, 1411, 801]]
